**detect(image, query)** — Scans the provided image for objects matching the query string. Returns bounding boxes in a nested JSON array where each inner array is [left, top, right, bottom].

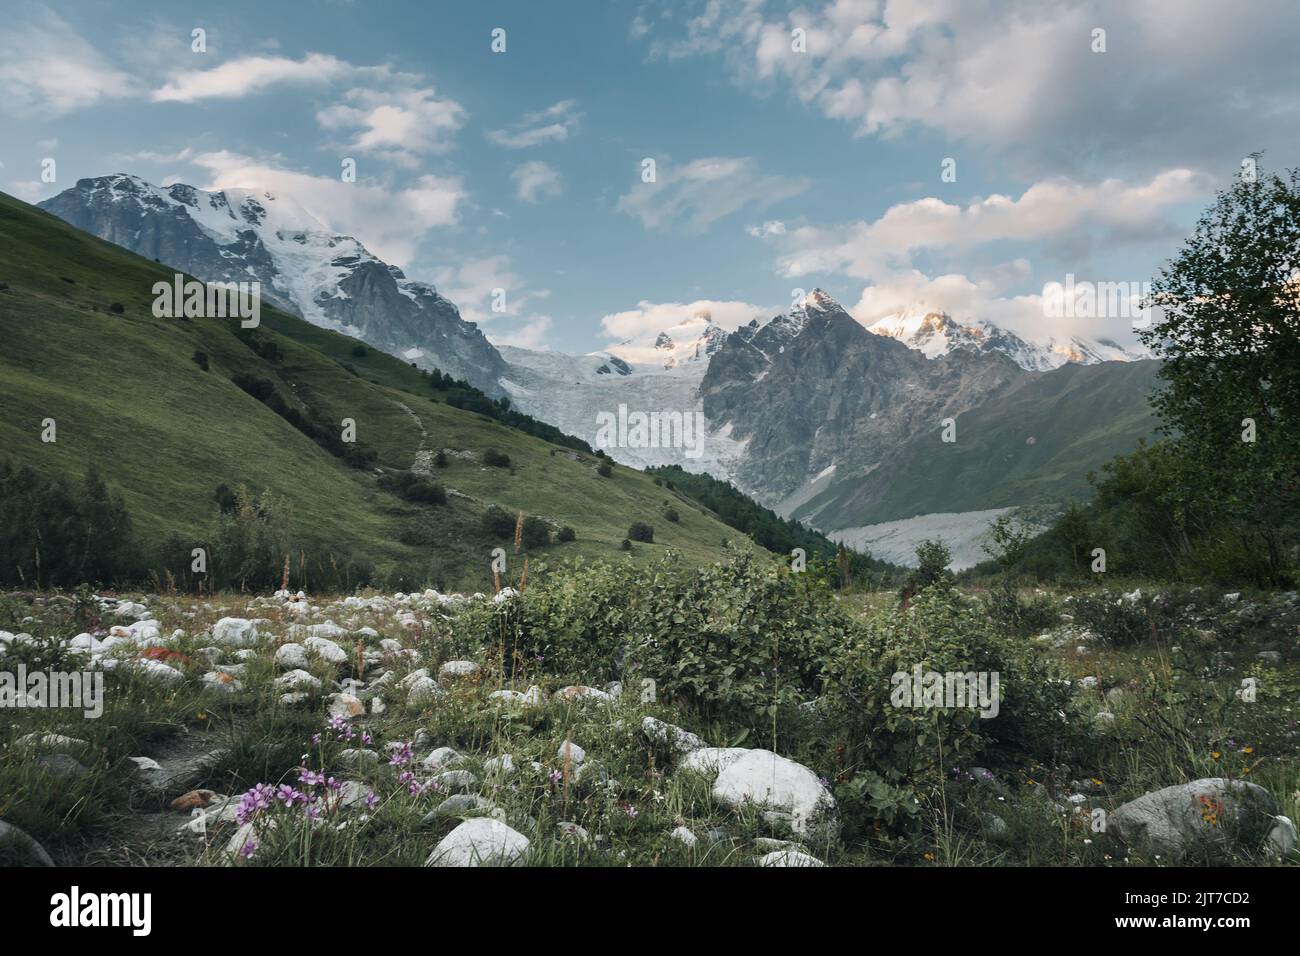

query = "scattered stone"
[[15, 732, 87, 752], [432, 770, 478, 793], [274, 643, 310, 670], [1108, 778, 1285, 861], [483, 754, 515, 777], [338, 749, 379, 769], [406, 675, 443, 708], [759, 849, 825, 867], [424, 794, 495, 822], [274, 669, 321, 692], [553, 685, 613, 703], [304, 636, 348, 665], [425, 817, 530, 867], [439, 660, 479, 680], [558, 740, 586, 766], [211, 618, 258, 646], [556, 821, 589, 843], [328, 693, 364, 719], [670, 826, 698, 847], [170, 789, 217, 810], [421, 747, 463, 770], [642, 716, 705, 754]]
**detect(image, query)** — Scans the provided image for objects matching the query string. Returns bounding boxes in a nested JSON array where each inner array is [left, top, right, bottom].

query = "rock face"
[[1107, 779, 1288, 861], [39, 174, 508, 396], [425, 818, 530, 867], [682, 748, 835, 836]]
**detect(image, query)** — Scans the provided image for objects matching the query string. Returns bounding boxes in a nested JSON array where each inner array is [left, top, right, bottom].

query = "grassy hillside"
[[0, 191, 752, 590], [794, 359, 1162, 528]]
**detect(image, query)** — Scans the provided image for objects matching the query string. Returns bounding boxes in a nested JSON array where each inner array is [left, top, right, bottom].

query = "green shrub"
[[557, 526, 576, 543], [597, 461, 613, 478], [480, 504, 516, 538], [483, 449, 511, 468], [627, 522, 654, 543], [377, 472, 446, 506], [520, 515, 551, 549]]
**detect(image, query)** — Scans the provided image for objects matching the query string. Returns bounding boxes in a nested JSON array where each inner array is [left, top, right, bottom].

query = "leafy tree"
[[1140, 165, 1300, 576]]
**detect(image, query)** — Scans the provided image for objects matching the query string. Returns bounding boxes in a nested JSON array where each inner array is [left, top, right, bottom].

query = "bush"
[[351, 344, 368, 358], [597, 461, 613, 478], [483, 449, 511, 468], [109, 302, 124, 314], [191, 350, 209, 371], [663, 506, 680, 523], [627, 522, 655, 543], [520, 515, 550, 549], [823, 587, 1080, 838], [433, 451, 448, 468], [620, 538, 632, 551], [557, 526, 576, 543], [480, 505, 516, 538], [1067, 589, 1155, 646], [210, 487, 294, 590], [377, 472, 446, 506]]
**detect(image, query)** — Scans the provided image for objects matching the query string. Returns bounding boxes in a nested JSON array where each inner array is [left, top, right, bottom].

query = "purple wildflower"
[[389, 741, 414, 767]]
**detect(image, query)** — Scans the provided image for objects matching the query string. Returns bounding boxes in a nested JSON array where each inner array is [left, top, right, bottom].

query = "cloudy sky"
[[2, 0, 1297, 352]]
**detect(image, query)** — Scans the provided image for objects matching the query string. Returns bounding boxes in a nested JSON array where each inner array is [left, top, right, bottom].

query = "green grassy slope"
[[0, 192, 750, 589], [794, 359, 1163, 528]]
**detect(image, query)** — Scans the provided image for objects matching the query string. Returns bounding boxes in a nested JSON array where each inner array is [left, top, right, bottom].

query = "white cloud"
[[511, 161, 563, 203], [617, 156, 808, 233], [429, 254, 550, 327], [486, 100, 582, 149], [488, 315, 554, 349], [317, 86, 465, 165], [642, 0, 1300, 175], [192, 150, 464, 266], [764, 170, 1208, 280], [848, 267, 1146, 347], [152, 52, 352, 102], [599, 298, 767, 340], [0, 6, 138, 116]]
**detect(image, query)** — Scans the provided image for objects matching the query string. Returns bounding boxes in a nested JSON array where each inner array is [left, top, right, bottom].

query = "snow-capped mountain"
[[39, 174, 507, 395], [866, 308, 1146, 371]]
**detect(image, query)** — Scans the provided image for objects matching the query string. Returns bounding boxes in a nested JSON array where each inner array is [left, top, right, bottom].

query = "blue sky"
[[3, 0, 1298, 352]]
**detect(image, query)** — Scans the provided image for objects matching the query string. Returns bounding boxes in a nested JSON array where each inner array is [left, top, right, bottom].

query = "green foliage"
[[0, 460, 144, 588], [822, 587, 1079, 836], [480, 505, 516, 539], [482, 449, 511, 468], [627, 522, 655, 543], [596, 461, 613, 478], [556, 526, 576, 543], [210, 486, 293, 590], [520, 515, 550, 549], [376, 471, 446, 506]]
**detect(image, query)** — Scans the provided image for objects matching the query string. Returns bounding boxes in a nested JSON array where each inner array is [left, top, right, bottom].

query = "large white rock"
[[211, 618, 258, 647], [424, 818, 530, 867], [1108, 778, 1283, 861], [304, 636, 348, 664], [274, 643, 310, 670], [693, 749, 835, 835], [679, 748, 751, 775], [557, 741, 586, 766], [274, 669, 322, 692]]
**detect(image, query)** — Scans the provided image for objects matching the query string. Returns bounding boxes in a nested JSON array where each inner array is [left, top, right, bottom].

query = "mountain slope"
[[793, 357, 1162, 528], [0, 190, 756, 589], [38, 174, 508, 396]]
